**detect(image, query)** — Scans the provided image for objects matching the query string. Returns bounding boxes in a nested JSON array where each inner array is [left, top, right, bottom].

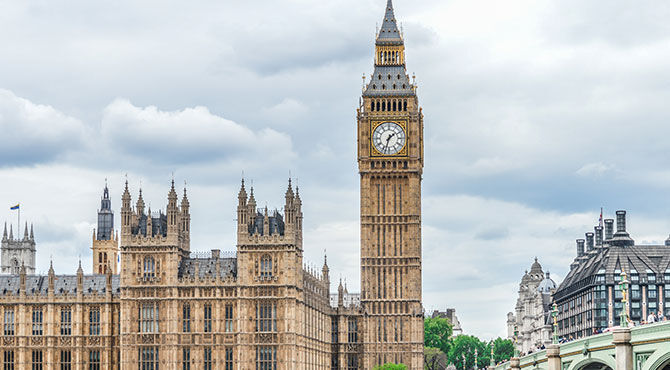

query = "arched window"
[[260, 255, 272, 278], [143, 256, 155, 278], [392, 101, 397, 111], [371, 101, 375, 111], [376, 101, 380, 111], [382, 101, 386, 111], [11, 259, 19, 275], [403, 100, 407, 111]]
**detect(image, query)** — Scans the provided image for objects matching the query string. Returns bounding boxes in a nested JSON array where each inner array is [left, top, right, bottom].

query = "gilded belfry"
[[358, 0, 425, 368]]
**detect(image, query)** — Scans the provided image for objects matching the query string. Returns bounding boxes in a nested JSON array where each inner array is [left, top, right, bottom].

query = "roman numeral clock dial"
[[372, 121, 406, 156]]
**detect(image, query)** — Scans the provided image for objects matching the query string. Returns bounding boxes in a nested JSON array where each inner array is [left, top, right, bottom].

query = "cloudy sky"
[[2, 0, 670, 339]]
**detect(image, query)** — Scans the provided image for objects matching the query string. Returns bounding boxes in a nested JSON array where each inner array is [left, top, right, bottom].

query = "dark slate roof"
[[554, 243, 670, 301], [178, 257, 237, 279], [377, 0, 402, 44], [364, 66, 415, 97], [0, 274, 120, 296]]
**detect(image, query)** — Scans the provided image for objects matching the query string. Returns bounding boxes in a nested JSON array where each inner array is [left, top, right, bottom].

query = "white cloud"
[[101, 99, 295, 165], [0, 89, 89, 165], [576, 162, 616, 177]]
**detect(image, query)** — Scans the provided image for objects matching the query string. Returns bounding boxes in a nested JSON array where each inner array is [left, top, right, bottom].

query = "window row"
[[2, 350, 99, 370], [2, 307, 100, 336], [369, 99, 408, 112]]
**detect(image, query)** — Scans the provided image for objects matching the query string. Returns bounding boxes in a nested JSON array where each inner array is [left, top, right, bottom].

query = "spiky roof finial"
[[377, 0, 402, 43]]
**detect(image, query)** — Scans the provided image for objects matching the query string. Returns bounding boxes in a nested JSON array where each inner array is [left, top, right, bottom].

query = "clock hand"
[[384, 133, 396, 153]]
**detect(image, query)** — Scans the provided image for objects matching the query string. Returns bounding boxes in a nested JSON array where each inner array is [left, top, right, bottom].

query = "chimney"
[[604, 219, 614, 240], [211, 249, 220, 259], [576, 239, 585, 257], [595, 226, 603, 247], [616, 210, 627, 233], [586, 232, 594, 251]]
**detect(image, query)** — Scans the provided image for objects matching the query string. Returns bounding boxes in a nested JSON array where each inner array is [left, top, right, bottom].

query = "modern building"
[[1, 223, 36, 275], [430, 309, 463, 336], [553, 210, 670, 339], [0, 1, 426, 368], [506, 259, 556, 354]]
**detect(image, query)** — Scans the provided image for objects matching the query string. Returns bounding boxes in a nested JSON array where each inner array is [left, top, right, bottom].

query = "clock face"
[[373, 122, 406, 155]]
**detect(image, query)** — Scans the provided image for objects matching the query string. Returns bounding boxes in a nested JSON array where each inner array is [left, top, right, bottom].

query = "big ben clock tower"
[[358, 0, 424, 368]]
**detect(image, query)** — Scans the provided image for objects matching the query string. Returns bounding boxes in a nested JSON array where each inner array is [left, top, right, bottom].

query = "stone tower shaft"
[[357, 1, 424, 368]]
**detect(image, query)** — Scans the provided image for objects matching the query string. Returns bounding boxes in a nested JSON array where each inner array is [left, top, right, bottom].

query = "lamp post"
[[462, 353, 466, 370], [474, 348, 478, 370], [551, 303, 559, 344], [513, 325, 519, 357], [490, 345, 495, 367], [619, 269, 630, 327]]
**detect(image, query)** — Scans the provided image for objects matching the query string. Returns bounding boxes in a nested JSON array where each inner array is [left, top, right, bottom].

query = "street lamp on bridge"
[[619, 269, 630, 327], [551, 302, 559, 345]]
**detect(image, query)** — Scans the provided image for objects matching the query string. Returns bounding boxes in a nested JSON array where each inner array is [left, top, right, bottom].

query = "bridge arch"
[[566, 355, 615, 370], [641, 343, 670, 370]]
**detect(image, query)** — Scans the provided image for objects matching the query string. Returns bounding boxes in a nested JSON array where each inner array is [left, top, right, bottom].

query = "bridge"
[[493, 322, 670, 370]]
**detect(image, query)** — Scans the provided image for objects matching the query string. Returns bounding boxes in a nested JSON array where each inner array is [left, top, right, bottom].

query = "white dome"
[[537, 272, 556, 293]]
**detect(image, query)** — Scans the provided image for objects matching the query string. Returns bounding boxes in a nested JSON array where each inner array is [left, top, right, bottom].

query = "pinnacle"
[[377, 0, 402, 42]]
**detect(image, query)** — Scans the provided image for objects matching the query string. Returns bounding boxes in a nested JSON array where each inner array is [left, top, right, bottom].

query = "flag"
[[599, 207, 603, 227], [10, 204, 19, 210]]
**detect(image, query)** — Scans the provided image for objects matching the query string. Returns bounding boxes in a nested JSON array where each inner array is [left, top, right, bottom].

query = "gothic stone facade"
[[1, 223, 36, 275], [0, 181, 364, 369], [506, 259, 556, 354], [0, 1, 425, 369]]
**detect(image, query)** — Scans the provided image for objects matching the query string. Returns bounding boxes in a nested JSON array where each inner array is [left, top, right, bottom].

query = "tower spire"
[[377, 0, 402, 43]]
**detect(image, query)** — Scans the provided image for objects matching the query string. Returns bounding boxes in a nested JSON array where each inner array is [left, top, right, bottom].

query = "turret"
[[23, 222, 28, 240], [9, 224, 13, 240], [180, 186, 191, 251], [167, 180, 179, 236], [121, 180, 132, 236], [263, 206, 270, 236], [2, 222, 6, 241], [77, 260, 84, 292], [97, 182, 114, 240], [284, 178, 295, 227], [322, 253, 330, 283], [19, 262, 26, 295], [237, 179, 249, 236], [136, 188, 145, 216], [48, 260, 55, 294], [338, 279, 344, 308]]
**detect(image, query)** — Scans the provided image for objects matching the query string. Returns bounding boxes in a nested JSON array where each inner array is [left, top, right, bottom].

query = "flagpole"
[[17, 205, 20, 236]]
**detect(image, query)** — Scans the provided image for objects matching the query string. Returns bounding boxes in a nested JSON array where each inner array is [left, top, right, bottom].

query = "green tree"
[[424, 317, 453, 356], [373, 364, 407, 370], [489, 337, 514, 364], [448, 335, 488, 370], [425, 347, 448, 370]]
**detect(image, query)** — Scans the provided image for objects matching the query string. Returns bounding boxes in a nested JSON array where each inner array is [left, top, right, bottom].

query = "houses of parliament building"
[[0, 0, 425, 368]]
